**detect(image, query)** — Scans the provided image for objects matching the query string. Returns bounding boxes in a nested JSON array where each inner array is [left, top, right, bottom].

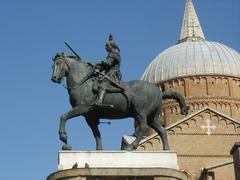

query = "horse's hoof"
[[125, 145, 135, 151], [96, 146, 103, 150], [163, 145, 170, 151], [62, 144, 72, 150]]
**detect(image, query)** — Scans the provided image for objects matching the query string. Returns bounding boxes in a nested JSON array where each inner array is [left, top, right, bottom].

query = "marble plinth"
[[47, 150, 188, 180], [58, 150, 179, 170]]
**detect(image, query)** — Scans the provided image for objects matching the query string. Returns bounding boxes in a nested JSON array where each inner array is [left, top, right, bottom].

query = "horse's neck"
[[66, 59, 95, 105], [66, 59, 88, 87]]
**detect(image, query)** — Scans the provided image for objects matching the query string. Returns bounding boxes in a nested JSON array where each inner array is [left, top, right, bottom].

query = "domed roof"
[[142, 41, 240, 83], [142, 0, 240, 84]]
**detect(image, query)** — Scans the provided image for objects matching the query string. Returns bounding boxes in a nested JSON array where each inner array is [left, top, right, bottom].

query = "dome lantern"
[[179, 0, 205, 43]]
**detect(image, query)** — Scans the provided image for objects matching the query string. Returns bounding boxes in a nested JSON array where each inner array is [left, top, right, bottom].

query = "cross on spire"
[[179, 0, 205, 43], [201, 119, 216, 135]]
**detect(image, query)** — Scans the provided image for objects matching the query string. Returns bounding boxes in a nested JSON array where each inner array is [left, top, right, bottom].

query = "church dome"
[[142, 0, 240, 84], [142, 41, 240, 83]]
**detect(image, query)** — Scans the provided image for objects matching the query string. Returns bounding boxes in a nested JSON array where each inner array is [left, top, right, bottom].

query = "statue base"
[[47, 151, 188, 180]]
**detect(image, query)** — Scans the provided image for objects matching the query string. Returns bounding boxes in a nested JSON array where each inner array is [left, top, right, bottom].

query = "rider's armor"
[[94, 35, 122, 106]]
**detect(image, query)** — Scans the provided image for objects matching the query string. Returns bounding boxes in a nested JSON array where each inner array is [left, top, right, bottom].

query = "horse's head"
[[51, 52, 70, 84]]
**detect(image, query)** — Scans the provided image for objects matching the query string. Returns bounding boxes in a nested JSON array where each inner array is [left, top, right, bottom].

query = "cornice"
[[163, 96, 240, 107], [159, 74, 240, 85]]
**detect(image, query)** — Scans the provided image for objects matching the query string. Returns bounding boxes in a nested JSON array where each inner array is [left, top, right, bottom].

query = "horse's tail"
[[162, 90, 189, 116]]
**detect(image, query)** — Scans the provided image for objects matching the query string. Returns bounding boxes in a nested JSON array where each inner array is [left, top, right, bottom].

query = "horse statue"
[[51, 52, 188, 151]]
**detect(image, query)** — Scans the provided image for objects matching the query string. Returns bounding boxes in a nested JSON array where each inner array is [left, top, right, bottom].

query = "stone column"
[[230, 142, 240, 180]]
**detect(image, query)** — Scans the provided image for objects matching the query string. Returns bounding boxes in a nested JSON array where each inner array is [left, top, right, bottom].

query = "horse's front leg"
[[59, 104, 90, 150]]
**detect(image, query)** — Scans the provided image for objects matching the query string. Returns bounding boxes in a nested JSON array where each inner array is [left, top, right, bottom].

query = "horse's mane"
[[63, 54, 93, 70], [65, 55, 77, 59], [63, 54, 80, 60]]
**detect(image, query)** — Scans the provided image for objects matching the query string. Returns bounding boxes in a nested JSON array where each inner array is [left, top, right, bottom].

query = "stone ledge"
[[47, 167, 188, 180]]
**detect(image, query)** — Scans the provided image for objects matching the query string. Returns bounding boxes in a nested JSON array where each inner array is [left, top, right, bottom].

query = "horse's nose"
[[51, 76, 57, 82]]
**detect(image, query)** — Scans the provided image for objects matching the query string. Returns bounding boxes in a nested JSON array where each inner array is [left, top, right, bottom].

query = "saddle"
[[92, 77, 124, 94]]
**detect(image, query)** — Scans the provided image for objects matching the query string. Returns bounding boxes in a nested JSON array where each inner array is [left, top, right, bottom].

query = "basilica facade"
[[123, 0, 240, 179]]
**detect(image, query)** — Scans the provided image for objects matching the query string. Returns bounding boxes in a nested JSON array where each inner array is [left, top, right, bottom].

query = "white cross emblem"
[[201, 119, 216, 135]]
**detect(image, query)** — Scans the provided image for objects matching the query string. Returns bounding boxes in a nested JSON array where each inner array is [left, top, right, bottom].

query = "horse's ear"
[[61, 52, 65, 56]]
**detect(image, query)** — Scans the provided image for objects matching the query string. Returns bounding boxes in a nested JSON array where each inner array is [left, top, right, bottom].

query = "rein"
[[63, 64, 95, 90]]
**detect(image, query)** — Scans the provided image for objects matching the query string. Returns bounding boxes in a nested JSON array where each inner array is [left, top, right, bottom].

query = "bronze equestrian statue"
[[51, 39, 188, 151], [94, 34, 122, 106]]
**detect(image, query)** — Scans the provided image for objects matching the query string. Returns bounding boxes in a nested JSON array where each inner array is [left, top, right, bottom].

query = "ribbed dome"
[[142, 0, 240, 84], [142, 41, 240, 83]]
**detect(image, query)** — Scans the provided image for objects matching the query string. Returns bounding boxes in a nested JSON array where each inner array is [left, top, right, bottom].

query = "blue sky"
[[0, 0, 239, 179]]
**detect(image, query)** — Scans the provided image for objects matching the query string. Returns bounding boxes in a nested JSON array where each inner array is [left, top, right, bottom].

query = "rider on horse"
[[94, 34, 122, 106]]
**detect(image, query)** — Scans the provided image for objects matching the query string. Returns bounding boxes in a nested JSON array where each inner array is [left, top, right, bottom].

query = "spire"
[[179, 0, 205, 43]]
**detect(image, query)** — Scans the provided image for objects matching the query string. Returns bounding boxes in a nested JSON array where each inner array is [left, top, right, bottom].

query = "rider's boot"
[[96, 89, 106, 106]]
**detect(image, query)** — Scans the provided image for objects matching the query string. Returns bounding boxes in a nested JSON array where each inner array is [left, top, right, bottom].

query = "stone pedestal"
[[230, 142, 240, 180], [47, 151, 188, 180]]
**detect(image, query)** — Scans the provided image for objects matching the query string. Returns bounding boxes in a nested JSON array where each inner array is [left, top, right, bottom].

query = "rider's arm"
[[102, 53, 120, 68], [95, 52, 120, 72], [95, 62, 104, 71]]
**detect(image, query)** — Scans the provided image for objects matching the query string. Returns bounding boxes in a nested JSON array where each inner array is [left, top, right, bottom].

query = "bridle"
[[62, 69, 95, 90], [55, 56, 95, 90]]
